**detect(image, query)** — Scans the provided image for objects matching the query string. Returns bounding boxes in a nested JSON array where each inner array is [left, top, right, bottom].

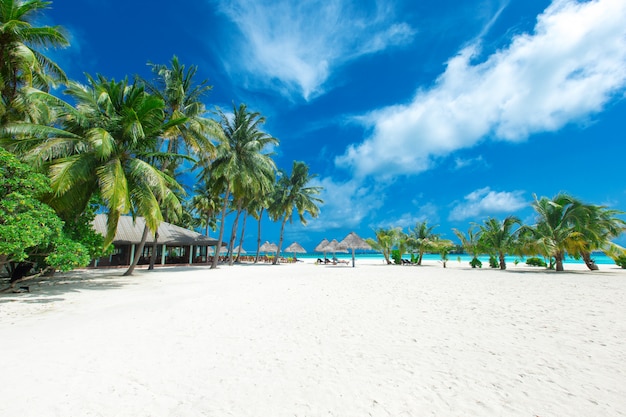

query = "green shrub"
[[614, 255, 626, 269], [469, 257, 482, 268], [391, 249, 402, 265], [488, 256, 499, 268], [526, 257, 547, 267]]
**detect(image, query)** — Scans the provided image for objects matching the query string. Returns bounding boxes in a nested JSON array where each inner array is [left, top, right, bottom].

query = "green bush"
[[469, 257, 482, 268], [391, 249, 402, 265], [614, 255, 626, 269], [488, 256, 499, 268], [526, 257, 547, 267]]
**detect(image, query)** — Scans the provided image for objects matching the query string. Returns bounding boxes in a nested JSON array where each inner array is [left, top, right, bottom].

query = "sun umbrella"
[[285, 242, 306, 259], [259, 241, 278, 254], [324, 239, 348, 255], [233, 245, 247, 254], [340, 232, 372, 267], [314, 238, 330, 260]]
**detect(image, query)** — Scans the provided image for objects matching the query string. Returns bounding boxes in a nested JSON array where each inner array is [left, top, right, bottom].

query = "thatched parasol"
[[340, 232, 372, 267], [323, 239, 348, 254], [258, 241, 278, 254], [314, 238, 330, 253], [284, 242, 306, 260], [233, 245, 246, 254]]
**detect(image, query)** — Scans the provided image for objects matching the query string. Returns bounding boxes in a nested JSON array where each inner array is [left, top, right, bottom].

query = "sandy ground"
[[1, 259, 625, 417]]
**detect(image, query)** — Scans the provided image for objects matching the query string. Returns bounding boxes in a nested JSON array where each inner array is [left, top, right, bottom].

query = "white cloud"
[[337, 0, 626, 177], [448, 187, 526, 221], [375, 202, 440, 230], [215, 0, 415, 100], [305, 176, 386, 231]]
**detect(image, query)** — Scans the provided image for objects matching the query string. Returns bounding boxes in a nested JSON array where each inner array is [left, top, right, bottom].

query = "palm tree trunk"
[[499, 253, 507, 270], [417, 250, 424, 265], [148, 231, 158, 270], [255, 208, 264, 263], [555, 252, 565, 271], [227, 200, 243, 265], [211, 187, 230, 269], [236, 214, 247, 262], [582, 251, 599, 270], [124, 224, 151, 276], [273, 216, 287, 265]]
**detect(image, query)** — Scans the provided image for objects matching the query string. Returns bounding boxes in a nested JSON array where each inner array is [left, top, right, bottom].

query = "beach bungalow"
[[90, 214, 222, 267]]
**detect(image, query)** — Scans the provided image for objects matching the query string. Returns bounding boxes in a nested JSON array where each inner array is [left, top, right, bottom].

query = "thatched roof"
[[93, 214, 220, 246], [314, 238, 330, 253], [340, 232, 372, 250], [323, 239, 348, 253], [285, 242, 307, 254], [258, 241, 278, 253]]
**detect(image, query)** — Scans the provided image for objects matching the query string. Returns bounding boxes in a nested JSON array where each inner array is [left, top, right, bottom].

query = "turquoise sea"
[[295, 252, 617, 265]]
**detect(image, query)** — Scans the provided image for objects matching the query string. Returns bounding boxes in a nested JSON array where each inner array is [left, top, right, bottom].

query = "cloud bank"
[[337, 0, 626, 178], [215, 0, 414, 100]]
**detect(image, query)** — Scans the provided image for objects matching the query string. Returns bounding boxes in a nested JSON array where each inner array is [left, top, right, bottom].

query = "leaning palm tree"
[[478, 216, 521, 270], [268, 161, 323, 265], [572, 204, 626, 270], [0, 0, 68, 124], [15, 75, 185, 275], [209, 103, 278, 268], [366, 228, 399, 265]]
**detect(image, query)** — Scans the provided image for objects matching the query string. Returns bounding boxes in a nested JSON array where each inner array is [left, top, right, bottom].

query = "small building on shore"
[[91, 214, 222, 268]]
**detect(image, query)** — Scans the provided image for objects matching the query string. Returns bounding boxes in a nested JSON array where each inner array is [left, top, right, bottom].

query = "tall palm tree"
[[269, 161, 323, 265], [409, 221, 439, 265], [478, 216, 521, 270], [0, 0, 68, 124], [140, 56, 221, 268], [209, 103, 278, 268], [15, 75, 185, 275]]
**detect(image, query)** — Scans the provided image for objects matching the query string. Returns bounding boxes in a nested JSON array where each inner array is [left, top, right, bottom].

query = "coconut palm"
[[269, 161, 323, 265], [209, 103, 278, 268], [15, 75, 185, 275], [571, 204, 625, 270], [0, 0, 68, 124], [140, 57, 221, 268], [366, 228, 399, 265], [408, 221, 439, 265], [478, 216, 521, 270], [453, 226, 482, 267]]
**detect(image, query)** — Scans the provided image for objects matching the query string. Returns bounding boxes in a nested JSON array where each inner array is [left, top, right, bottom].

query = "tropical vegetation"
[[1, 0, 625, 284]]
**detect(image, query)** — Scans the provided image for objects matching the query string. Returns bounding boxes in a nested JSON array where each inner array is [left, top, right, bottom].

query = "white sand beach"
[[1, 260, 625, 417]]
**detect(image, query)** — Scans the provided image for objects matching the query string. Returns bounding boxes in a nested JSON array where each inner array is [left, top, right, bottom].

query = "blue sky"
[[46, 0, 626, 250]]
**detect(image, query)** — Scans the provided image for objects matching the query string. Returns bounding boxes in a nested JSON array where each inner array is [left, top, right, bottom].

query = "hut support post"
[[189, 245, 194, 264], [161, 245, 166, 265]]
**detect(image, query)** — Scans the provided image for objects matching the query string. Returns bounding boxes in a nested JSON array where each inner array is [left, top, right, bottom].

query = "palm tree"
[[525, 194, 625, 271], [409, 221, 439, 265], [140, 56, 221, 268], [209, 103, 278, 268], [478, 216, 521, 270], [572, 204, 625, 270], [0, 0, 68, 124], [14, 75, 185, 275], [453, 226, 482, 267], [366, 228, 399, 265], [269, 161, 323, 265]]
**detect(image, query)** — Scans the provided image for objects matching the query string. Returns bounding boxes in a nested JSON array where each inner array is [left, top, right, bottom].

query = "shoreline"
[[1, 262, 625, 416]]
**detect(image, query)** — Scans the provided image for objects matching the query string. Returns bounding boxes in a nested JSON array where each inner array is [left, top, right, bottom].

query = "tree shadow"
[[0, 269, 136, 304]]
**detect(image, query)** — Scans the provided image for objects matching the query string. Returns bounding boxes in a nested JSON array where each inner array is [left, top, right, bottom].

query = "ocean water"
[[296, 252, 617, 265]]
